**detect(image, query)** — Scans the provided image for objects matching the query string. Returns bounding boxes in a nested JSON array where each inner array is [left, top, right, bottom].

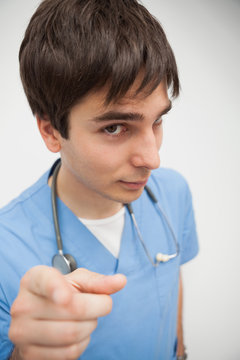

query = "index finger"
[[66, 268, 127, 295], [21, 265, 72, 305]]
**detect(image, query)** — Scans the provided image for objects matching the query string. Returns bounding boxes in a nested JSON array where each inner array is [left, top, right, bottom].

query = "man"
[[0, 0, 198, 359]]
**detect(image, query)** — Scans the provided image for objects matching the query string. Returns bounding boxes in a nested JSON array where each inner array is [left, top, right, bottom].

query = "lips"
[[125, 179, 148, 184], [119, 178, 149, 190]]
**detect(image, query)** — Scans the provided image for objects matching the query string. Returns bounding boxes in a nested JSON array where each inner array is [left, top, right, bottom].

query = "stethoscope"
[[51, 161, 179, 274]]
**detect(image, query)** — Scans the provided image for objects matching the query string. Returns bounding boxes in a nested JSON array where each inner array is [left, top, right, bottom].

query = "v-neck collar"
[[54, 195, 143, 275], [41, 161, 146, 275]]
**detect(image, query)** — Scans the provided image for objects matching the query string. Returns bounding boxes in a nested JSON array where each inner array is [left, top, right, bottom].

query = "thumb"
[[65, 268, 127, 295]]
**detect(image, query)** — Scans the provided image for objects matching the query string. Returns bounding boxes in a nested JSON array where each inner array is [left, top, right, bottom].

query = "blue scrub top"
[[0, 164, 198, 359]]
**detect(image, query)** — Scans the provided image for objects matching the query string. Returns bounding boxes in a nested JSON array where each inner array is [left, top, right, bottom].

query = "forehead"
[[70, 79, 170, 121]]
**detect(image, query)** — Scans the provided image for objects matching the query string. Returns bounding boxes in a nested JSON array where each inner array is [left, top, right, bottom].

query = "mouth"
[[119, 178, 149, 190]]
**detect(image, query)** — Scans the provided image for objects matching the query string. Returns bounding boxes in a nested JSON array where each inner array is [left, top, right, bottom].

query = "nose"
[[130, 130, 161, 170]]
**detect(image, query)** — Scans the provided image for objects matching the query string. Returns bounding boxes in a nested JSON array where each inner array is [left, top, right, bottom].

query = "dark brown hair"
[[19, 0, 179, 138]]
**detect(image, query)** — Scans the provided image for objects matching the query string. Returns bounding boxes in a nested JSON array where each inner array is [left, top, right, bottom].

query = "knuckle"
[[20, 346, 36, 360], [66, 342, 84, 360], [81, 336, 91, 352], [9, 322, 24, 343], [19, 347, 30, 360], [62, 323, 80, 344], [45, 271, 60, 295], [104, 295, 113, 314], [78, 320, 97, 339], [77, 336, 91, 357], [8, 325, 16, 343], [10, 299, 19, 317], [75, 297, 88, 318], [10, 296, 32, 318], [69, 297, 80, 316], [19, 274, 29, 288], [92, 319, 98, 331]]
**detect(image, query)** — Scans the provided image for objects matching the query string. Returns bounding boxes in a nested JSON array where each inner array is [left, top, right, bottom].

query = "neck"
[[48, 166, 123, 220]]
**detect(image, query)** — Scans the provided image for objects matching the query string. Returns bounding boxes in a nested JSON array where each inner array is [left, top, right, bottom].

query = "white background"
[[0, 0, 240, 359]]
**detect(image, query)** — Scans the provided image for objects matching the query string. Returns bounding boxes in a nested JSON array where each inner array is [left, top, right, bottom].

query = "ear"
[[37, 115, 62, 153]]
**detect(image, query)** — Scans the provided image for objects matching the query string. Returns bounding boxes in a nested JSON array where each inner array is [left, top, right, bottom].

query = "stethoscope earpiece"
[[155, 252, 177, 263]]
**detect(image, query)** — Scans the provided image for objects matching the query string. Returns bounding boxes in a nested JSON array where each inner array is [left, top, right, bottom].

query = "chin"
[[111, 187, 144, 204]]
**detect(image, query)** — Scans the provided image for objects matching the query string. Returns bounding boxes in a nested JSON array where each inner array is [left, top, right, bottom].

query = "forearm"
[[177, 271, 186, 357]]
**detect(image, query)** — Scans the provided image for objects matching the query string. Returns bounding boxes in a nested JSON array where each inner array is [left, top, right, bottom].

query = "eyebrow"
[[92, 101, 172, 123]]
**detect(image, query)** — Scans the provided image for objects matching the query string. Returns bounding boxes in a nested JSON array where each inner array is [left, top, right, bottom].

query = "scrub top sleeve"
[[0, 285, 14, 359], [180, 183, 199, 265]]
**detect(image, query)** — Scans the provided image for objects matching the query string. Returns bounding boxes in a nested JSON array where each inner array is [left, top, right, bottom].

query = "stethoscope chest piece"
[[52, 253, 77, 275]]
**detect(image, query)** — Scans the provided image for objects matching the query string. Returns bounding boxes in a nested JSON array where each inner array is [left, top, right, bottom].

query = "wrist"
[[177, 343, 187, 360], [177, 353, 187, 360]]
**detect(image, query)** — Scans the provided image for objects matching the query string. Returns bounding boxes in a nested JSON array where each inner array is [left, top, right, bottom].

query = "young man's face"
[[55, 79, 171, 210]]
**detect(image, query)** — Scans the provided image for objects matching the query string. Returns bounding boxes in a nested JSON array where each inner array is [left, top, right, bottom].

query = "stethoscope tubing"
[[51, 161, 63, 254], [51, 160, 179, 271]]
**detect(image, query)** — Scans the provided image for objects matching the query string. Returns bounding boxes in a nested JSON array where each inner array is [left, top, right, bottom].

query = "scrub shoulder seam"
[[0, 182, 48, 217]]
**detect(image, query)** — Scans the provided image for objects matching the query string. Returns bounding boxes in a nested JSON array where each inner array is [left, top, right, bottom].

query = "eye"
[[104, 124, 125, 136], [154, 118, 163, 127]]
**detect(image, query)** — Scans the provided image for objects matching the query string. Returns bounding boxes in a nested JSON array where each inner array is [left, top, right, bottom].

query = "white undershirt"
[[79, 207, 125, 258]]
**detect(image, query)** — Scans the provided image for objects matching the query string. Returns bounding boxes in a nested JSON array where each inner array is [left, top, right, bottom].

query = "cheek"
[[92, 147, 126, 171], [74, 140, 127, 172]]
